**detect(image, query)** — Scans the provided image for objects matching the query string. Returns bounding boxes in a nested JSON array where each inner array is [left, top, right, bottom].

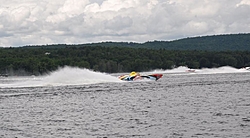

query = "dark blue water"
[[1, 67, 250, 138]]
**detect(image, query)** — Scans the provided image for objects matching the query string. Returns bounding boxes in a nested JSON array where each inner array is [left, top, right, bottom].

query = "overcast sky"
[[0, 0, 250, 47]]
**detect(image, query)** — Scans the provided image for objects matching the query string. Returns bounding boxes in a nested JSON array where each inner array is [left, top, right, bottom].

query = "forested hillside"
[[23, 33, 250, 51], [1, 33, 250, 75], [1, 46, 250, 75], [142, 33, 250, 50]]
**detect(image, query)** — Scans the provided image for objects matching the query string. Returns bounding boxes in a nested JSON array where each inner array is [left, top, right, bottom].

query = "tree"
[[199, 57, 210, 68]]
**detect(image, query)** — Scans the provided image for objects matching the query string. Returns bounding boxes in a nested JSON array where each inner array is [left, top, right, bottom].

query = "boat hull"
[[119, 73, 163, 81]]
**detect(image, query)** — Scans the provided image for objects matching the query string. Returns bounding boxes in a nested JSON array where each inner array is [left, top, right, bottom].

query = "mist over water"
[[42, 67, 121, 86], [151, 66, 249, 74], [0, 66, 250, 137], [0, 66, 121, 88]]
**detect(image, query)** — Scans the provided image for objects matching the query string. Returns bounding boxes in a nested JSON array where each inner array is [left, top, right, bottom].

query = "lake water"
[[1, 66, 250, 138]]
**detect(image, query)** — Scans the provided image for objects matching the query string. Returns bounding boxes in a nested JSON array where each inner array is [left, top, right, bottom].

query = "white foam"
[[0, 66, 249, 88], [0, 66, 121, 88], [148, 66, 250, 75]]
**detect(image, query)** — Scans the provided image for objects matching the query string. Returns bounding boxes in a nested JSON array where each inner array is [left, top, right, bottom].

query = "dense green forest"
[[22, 33, 250, 51], [1, 46, 250, 76], [1, 33, 250, 75]]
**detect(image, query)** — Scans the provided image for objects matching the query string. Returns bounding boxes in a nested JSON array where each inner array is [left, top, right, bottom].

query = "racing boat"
[[119, 71, 163, 81], [186, 69, 195, 72]]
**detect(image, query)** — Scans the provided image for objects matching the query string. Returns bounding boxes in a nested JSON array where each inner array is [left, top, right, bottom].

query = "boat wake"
[[0, 66, 249, 88], [0, 66, 121, 88], [150, 66, 250, 75]]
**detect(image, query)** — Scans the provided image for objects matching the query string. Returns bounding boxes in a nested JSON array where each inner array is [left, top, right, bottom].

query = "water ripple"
[[1, 73, 250, 137]]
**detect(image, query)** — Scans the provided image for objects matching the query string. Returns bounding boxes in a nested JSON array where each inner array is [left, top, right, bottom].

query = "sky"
[[0, 0, 250, 47]]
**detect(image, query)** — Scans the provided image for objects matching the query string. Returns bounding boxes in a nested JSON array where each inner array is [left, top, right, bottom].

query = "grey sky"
[[0, 0, 250, 47]]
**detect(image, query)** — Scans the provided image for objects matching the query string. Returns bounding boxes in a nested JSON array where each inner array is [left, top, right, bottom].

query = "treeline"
[[142, 33, 250, 51], [22, 33, 250, 51], [1, 46, 250, 75]]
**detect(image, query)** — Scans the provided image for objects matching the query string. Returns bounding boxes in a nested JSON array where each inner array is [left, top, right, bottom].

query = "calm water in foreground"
[[0, 67, 250, 138]]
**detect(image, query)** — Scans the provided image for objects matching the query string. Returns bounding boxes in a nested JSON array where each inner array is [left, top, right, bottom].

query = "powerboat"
[[119, 71, 163, 81]]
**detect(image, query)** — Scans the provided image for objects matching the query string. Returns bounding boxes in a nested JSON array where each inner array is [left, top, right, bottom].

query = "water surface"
[[1, 67, 250, 138]]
